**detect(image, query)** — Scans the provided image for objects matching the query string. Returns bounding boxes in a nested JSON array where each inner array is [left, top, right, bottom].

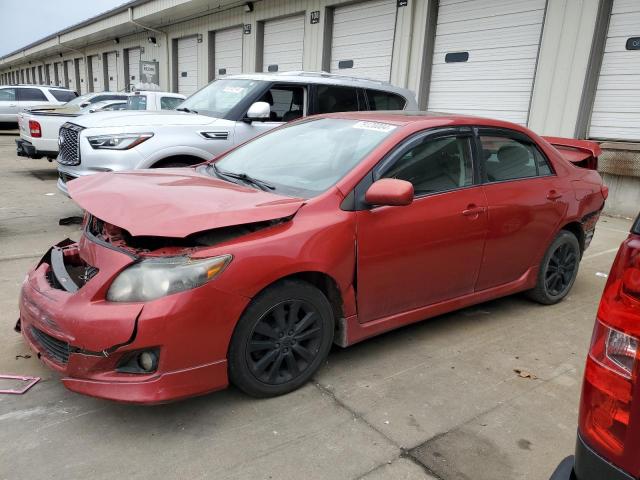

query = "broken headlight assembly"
[[106, 255, 232, 302], [87, 133, 153, 150]]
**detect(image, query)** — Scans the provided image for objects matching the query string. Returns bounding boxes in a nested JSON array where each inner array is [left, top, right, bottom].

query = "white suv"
[[56, 72, 418, 196], [0, 85, 77, 123]]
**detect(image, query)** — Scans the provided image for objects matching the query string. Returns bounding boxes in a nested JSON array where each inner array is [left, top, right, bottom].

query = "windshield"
[[127, 95, 147, 110], [212, 118, 397, 198], [179, 79, 264, 117]]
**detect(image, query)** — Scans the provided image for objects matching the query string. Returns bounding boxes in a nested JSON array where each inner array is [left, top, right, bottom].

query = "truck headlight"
[[87, 133, 153, 150], [106, 255, 232, 302]]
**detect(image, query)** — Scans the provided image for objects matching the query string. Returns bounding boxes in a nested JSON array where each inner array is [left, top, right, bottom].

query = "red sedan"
[[17, 112, 607, 403]]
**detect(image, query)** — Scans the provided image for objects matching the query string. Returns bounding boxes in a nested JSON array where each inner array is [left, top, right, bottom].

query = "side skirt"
[[337, 266, 538, 347]]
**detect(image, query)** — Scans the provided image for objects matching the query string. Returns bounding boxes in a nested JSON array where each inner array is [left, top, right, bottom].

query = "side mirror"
[[244, 101, 271, 122], [365, 179, 414, 207]]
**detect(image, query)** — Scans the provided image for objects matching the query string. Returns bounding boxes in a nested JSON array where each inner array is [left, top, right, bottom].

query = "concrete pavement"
[[0, 132, 632, 480]]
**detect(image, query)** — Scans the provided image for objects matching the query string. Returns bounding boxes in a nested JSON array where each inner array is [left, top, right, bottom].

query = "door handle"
[[547, 190, 563, 201], [462, 205, 486, 217]]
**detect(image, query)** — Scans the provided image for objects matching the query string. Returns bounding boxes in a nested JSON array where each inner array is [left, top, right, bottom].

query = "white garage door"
[[177, 36, 199, 95], [106, 52, 118, 91], [77, 58, 87, 94], [66, 60, 76, 91], [56, 63, 64, 87], [330, 0, 397, 81], [262, 15, 304, 72], [90, 55, 103, 92], [589, 0, 640, 141], [428, 0, 546, 125], [214, 27, 243, 77], [47, 64, 54, 85], [127, 48, 141, 90]]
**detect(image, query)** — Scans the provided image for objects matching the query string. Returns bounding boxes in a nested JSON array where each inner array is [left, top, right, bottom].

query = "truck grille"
[[31, 327, 70, 364], [57, 122, 83, 166]]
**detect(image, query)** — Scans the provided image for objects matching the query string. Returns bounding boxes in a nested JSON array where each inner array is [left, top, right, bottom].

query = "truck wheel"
[[527, 230, 581, 305], [228, 280, 334, 398]]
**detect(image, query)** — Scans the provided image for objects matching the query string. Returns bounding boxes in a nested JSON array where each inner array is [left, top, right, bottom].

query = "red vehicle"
[[17, 112, 607, 403], [551, 214, 640, 480]]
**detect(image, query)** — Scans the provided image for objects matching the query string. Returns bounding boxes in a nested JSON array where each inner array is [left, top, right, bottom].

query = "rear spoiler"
[[542, 136, 601, 170]]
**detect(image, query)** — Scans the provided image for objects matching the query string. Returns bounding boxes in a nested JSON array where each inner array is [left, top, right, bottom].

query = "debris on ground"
[[58, 216, 84, 226], [0, 375, 40, 394], [596, 272, 609, 278], [514, 369, 538, 380], [15, 354, 31, 360]]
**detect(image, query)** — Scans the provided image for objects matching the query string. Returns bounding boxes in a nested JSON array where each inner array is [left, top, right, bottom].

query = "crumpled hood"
[[68, 168, 305, 237], [73, 110, 217, 128]]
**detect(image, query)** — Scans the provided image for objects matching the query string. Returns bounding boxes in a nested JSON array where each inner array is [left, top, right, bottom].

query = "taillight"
[[29, 120, 41, 138], [579, 235, 640, 466]]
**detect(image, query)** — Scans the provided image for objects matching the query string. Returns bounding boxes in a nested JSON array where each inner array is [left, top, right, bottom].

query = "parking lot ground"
[[0, 131, 633, 480]]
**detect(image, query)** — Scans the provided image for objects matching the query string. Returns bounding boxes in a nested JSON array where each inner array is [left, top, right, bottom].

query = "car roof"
[[2, 84, 74, 90], [317, 110, 531, 132], [224, 71, 415, 97]]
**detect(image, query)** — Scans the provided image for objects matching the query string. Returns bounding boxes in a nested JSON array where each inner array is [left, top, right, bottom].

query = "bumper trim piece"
[[550, 433, 634, 480], [50, 246, 79, 293], [0, 375, 40, 395]]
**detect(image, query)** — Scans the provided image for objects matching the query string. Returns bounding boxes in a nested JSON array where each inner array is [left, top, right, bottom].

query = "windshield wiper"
[[209, 164, 275, 191], [176, 107, 198, 114]]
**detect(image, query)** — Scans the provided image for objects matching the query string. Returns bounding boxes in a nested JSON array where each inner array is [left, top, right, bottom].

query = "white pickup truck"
[[16, 90, 185, 161]]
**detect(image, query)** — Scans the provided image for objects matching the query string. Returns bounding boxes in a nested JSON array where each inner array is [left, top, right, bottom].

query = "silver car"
[[56, 71, 419, 196], [0, 85, 77, 123]]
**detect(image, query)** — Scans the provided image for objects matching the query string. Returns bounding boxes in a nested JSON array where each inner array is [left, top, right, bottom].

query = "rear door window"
[[317, 85, 360, 113], [49, 89, 77, 102], [17, 88, 48, 101], [480, 135, 553, 183], [0, 88, 16, 101], [365, 90, 406, 110]]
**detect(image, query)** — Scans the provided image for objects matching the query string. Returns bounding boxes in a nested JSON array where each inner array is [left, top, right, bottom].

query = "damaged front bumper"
[[18, 236, 249, 403]]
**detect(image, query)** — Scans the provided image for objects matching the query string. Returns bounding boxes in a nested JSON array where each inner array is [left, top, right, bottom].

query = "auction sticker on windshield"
[[352, 121, 397, 133]]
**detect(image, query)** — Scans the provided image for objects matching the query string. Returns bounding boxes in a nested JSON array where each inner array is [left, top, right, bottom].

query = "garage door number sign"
[[626, 37, 640, 50]]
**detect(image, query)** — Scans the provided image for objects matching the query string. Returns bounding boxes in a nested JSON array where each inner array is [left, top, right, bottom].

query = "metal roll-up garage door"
[[127, 48, 141, 91], [427, 0, 546, 125], [106, 52, 118, 91], [56, 63, 64, 87], [90, 55, 103, 92], [589, 0, 640, 141], [330, 0, 397, 81], [177, 36, 198, 95], [77, 58, 87, 94], [214, 27, 243, 77], [262, 14, 304, 72], [66, 60, 76, 91]]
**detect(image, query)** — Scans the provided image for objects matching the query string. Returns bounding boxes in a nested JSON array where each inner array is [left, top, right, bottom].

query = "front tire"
[[527, 230, 581, 305], [228, 280, 334, 397]]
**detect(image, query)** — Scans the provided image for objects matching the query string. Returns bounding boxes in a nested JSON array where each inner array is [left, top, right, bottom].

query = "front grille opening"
[[31, 327, 70, 364], [57, 123, 83, 166]]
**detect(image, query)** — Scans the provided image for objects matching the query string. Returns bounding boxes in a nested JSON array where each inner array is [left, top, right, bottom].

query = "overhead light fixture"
[[148, 36, 157, 45], [244, 2, 254, 12]]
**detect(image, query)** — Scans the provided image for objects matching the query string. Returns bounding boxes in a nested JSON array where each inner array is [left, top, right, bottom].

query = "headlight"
[[106, 255, 232, 302], [87, 133, 153, 150]]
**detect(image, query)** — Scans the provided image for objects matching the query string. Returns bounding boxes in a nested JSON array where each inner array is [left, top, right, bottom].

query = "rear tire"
[[228, 280, 334, 398], [527, 230, 581, 305]]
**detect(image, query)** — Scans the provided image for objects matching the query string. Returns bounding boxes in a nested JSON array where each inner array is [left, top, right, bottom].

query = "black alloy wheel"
[[528, 230, 581, 305], [545, 243, 578, 296], [247, 300, 323, 385], [229, 280, 334, 397]]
